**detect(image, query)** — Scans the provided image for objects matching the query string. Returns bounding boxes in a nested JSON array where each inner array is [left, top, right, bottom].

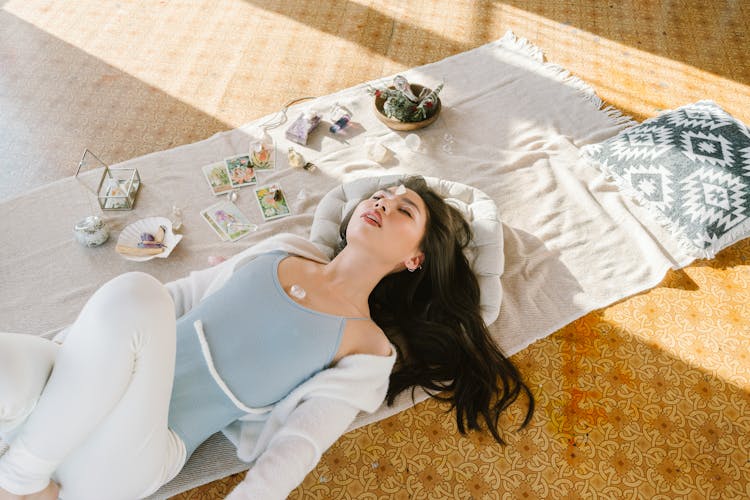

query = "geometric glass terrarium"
[[75, 149, 140, 211]]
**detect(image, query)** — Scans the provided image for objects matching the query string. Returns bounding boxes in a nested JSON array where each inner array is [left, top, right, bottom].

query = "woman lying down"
[[0, 176, 533, 500]]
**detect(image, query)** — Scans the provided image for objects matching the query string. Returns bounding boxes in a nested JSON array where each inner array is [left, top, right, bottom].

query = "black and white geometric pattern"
[[582, 101, 750, 258]]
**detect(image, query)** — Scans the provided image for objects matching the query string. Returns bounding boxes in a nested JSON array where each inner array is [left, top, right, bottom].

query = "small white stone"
[[404, 133, 421, 151], [289, 284, 307, 300], [365, 139, 390, 162]]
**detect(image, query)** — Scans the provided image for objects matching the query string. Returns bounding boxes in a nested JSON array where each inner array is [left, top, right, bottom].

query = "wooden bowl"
[[373, 84, 442, 131]]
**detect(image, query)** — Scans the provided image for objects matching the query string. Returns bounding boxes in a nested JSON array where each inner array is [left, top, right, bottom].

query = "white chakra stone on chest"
[[289, 284, 307, 300]]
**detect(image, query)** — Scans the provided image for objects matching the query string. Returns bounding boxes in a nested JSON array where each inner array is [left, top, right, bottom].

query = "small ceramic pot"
[[73, 216, 110, 247]]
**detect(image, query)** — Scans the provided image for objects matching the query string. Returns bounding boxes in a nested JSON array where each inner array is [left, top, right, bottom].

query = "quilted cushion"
[[309, 175, 504, 325]]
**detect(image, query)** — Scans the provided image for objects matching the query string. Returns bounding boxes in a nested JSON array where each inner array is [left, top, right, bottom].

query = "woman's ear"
[[404, 252, 425, 272]]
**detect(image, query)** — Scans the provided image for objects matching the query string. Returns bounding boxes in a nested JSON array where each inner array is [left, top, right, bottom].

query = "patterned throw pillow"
[[582, 100, 750, 259]]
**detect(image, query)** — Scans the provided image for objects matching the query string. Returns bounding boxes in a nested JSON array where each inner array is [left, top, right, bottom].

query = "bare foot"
[[0, 481, 59, 500]]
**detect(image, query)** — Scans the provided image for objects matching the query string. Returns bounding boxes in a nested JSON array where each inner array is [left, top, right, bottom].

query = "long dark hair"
[[336, 176, 534, 444]]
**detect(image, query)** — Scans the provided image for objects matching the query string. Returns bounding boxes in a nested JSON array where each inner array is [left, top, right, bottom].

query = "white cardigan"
[[164, 234, 397, 499]]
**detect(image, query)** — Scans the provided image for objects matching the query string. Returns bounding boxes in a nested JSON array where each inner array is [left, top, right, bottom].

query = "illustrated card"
[[249, 141, 275, 170], [225, 154, 257, 188], [201, 161, 232, 195], [200, 207, 228, 241], [254, 184, 291, 221], [202, 200, 256, 242]]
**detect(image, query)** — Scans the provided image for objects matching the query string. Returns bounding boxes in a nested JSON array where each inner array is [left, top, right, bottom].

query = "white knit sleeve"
[[163, 261, 229, 317], [224, 397, 360, 500]]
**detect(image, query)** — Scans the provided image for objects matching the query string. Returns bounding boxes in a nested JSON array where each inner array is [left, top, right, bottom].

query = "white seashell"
[[116, 217, 183, 262]]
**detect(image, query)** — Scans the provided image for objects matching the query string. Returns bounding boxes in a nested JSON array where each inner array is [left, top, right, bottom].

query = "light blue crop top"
[[168, 251, 364, 458]]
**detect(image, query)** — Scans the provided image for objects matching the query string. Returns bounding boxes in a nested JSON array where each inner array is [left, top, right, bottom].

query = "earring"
[[408, 267, 416, 273]]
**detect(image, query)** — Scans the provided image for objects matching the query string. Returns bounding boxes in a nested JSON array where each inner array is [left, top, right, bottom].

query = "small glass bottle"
[[328, 104, 351, 133], [287, 147, 305, 168], [170, 205, 183, 231]]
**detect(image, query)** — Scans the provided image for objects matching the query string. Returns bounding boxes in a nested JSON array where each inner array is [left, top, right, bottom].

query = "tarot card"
[[202, 200, 256, 241], [254, 184, 291, 221], [225, 154, 257, 188], [249, 140, 275, 170], [200, 206, 228, 241], [201, 161, 232, 195]]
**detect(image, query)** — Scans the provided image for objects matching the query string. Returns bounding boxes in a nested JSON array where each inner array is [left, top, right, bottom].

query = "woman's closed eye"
[[371, 192, 414, 218]]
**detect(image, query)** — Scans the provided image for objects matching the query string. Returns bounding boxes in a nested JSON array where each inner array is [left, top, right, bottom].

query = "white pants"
[[0, 272, 185, 499]]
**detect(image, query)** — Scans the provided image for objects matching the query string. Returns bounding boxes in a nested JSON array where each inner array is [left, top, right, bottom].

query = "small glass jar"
[[73, 216, 110, 247]]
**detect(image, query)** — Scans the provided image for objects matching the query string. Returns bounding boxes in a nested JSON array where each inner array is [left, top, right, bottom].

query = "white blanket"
[[0, 32, 694, 497]]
